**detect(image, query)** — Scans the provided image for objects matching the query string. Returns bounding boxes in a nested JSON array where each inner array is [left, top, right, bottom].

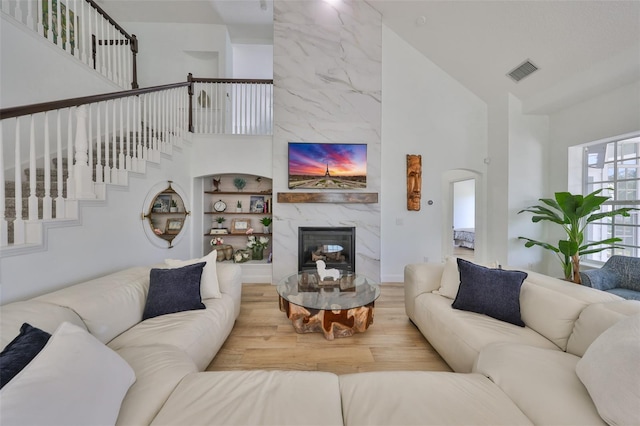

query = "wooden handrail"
[[86, 0, 134, 40], [0, 82, 189, 120], [191, 77, 273, 85]]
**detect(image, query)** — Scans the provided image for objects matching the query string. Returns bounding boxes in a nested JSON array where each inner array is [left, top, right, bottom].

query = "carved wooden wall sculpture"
[[407, 154, 422, 211]]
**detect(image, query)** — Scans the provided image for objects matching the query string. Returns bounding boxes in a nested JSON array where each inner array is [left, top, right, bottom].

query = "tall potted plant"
[[518, 189, 635, 284]]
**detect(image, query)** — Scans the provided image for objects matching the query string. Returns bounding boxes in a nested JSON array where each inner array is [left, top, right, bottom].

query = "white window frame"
[[582, 133, 640, 264]]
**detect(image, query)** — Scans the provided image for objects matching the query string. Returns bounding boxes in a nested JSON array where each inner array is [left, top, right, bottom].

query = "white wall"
[[233, 45, 273, 79], [0, 14, 120, 108], [507, 94, 549, 270], [0, 148, 196, 304], [381, 26, 488, 281], [453, 179, 475, 229], [122, 22, 232, 86]]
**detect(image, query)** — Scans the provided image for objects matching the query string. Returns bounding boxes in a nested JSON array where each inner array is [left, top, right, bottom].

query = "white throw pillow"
[[165, 250, 221, 299], [433, 256, 461, 299], [576, 314, 640, 426], [0, 322, 136, 426]]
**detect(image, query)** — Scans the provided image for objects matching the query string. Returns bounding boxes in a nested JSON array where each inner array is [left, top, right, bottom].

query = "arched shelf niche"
[[142, 181, 191, 248]]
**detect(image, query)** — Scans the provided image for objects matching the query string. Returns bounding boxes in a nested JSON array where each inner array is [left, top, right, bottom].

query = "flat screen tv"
[[288, 142, 367, 189]]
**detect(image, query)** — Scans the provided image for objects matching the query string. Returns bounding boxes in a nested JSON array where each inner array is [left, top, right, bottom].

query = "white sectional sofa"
[[2, 256, 638, 425], [404, 257, 640, 425]]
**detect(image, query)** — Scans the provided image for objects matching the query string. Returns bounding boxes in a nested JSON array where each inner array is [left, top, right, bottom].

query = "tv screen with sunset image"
[[288, 142, 367, 189]]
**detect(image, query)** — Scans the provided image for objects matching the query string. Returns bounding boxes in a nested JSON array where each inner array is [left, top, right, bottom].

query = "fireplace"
[[298, 227, 355, 272]]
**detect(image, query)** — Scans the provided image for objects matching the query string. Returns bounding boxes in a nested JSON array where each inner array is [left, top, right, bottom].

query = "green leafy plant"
[[233, 177, 247, 191], [518, 189, 635, 284], [260, 217, 272, 226], [215, 217, 226, 224], [170, 199, 178, 208]]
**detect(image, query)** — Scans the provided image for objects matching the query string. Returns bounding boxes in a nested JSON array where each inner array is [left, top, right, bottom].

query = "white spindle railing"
[[191, 80, 273, 136], [1, 83, 189, 248], [1, 0, 137, 89]]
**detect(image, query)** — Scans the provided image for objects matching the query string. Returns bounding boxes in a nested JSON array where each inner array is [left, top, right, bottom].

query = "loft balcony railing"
[[189, 76, 273, 136], [0, 77, 273, 249], [2, 0, 138, 89]]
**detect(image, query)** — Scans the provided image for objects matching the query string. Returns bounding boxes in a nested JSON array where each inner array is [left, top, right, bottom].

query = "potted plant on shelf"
[[260, 217, 272, 234], [233, 177, 246, 192], [518, 189, 636, 284], [236, 200, 242, 212], [246, 234, 269, 260], [170, 199, 179, 212], [215, 217, 226, 229]]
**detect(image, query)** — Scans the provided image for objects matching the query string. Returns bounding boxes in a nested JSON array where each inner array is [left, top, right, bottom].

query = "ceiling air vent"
[[507, 60, 538, 82]]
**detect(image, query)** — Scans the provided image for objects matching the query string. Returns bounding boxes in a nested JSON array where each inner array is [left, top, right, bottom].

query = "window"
[[583, 135, 640, 263]]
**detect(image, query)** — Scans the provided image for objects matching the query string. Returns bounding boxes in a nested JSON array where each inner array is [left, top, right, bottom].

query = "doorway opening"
[[452, 179, 476, 261]]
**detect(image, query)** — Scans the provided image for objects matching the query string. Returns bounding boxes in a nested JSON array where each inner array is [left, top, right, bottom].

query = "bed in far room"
[[453, 228, 475, 250]]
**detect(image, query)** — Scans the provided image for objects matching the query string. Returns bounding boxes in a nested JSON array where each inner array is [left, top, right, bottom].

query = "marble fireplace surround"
[[272, 0, 382, 283]]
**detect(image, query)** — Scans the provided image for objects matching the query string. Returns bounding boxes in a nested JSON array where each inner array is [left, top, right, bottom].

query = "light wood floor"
[[206, 283, 452, 374]]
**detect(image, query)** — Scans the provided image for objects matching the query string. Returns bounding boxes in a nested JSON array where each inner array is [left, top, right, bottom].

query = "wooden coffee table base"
[[279, 297, 374, 340]]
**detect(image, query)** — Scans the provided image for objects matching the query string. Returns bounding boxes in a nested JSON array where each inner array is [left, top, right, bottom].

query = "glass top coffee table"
[[277, 271, 380, 340]]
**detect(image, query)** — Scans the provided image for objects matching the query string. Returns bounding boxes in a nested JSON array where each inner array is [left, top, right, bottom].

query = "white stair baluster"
[[37, 0, 44, 34], [118, 97, 124, 172], [0, 121, 8, 246], [26, 0, 34, 29], [125, 96, 131, 170], [13, 118, 25, 245], [66, 108, 75, 198], [73, 105, 96, 199], [95, 102, 103, 183], [55, 110, 65, 218], [63, 0, 70, 51], [103, 101, 110, 184], [43, 112, 52, 220], [14, 0, 23, 24], [111, 99, 117, 182], [28, 115, 38, 220]]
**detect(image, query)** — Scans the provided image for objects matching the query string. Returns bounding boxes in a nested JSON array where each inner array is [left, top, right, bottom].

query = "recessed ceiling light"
[[416, 16, 426, 26]]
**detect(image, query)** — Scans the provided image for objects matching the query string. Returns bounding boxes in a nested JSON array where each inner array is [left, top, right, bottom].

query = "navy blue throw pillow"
[[452, 258, 527, 327], [0, 323, 51, 389], [143, 262, 207, 320]]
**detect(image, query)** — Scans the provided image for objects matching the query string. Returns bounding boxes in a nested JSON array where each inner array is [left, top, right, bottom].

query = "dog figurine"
[[316, 260, 340, 281]]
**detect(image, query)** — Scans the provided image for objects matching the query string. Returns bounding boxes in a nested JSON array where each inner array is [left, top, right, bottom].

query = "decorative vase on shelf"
[[224, 245, 233, 261], [263, 226, 270, 234], [252, 247, 264, 261]]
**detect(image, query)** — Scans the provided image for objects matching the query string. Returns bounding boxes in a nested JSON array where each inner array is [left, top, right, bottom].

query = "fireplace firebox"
[[298, 227, 355, 272]]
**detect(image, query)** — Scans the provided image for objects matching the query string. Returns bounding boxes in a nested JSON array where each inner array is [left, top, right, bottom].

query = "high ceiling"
[[99, 0, 640, 113]]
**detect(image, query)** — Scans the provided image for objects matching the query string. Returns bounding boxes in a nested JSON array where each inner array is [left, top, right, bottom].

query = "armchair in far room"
[[580, 255, 640, 301]]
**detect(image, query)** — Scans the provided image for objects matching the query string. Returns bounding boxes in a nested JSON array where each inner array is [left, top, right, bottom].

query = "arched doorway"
[[441, 170, 485, 263]]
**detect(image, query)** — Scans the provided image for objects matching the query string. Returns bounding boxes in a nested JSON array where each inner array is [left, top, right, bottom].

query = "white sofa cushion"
[[413, 292, 558, 372], [519, 270, 622, 351], [0, 322, 135, 426], [108, 296, 236, 370], [340, 371, 532, 425], [474, 342, 606, 425], [567, 300, 640, 357], [165, 249, 222, 299], [34, 266, 151, 343], [115, 345, 198, 426], [576, 314, 640, 426], [0, 300, 86, 351], [151, 371, 344, 426]]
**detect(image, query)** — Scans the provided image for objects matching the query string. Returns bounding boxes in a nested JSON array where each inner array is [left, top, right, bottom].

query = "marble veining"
[[273, 0, 382, 282]]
